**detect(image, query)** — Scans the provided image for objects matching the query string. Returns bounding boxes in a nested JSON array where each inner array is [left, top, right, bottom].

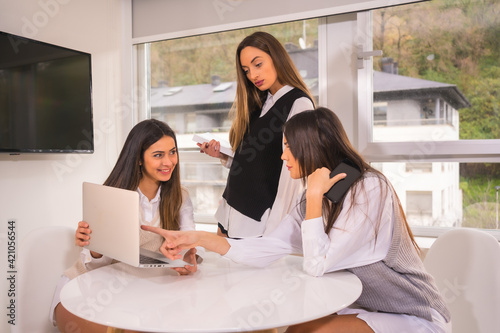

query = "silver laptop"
[[82, 181, 191, 268]]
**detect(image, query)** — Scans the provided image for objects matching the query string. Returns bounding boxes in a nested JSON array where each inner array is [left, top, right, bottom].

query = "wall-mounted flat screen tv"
[[0, 31, 93, 154]]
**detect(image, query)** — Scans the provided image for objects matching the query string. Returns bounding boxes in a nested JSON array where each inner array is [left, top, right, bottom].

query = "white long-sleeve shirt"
[[216, 85, 315, 238], [224, 176, 393, 276]]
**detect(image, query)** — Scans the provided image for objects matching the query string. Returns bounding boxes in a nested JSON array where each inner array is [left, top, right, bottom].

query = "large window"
[[364, 0, 500, 235], [372, 0, 499, 142], [135, 0, 500, 237]]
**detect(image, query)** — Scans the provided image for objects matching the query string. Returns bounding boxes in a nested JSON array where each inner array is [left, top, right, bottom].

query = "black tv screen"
[[0, 31, 93, 154]]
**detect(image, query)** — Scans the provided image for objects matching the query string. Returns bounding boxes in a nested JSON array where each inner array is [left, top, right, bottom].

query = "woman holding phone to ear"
[[198, 31, 315, 238], [144, 108, 451, 333]]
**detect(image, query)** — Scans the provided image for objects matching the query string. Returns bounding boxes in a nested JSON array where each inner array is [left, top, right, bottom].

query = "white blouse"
[[224, 176, 393, 275], [216, 85, 315, 238]]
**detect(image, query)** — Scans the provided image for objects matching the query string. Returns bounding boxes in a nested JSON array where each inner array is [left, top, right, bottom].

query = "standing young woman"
[[51, 119, 200, 333], [145, 108, 452, 333], [199, 31, 315, 238]]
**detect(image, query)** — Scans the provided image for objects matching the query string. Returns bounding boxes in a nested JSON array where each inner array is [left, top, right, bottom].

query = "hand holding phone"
[[324, 160, 362, 203]]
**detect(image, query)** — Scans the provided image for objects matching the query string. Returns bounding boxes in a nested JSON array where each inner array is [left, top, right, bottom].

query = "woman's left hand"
[[171, 247, 198, 275], [305, 168, 346, 220], [306, 167, 346, 199]]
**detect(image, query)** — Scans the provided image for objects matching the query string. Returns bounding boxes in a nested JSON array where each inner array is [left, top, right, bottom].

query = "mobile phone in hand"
[[324, 160, 362, 203]]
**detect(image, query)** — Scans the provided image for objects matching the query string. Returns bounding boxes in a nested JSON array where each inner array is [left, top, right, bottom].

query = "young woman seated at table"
[[143, 108, 452, 333], [52, 119, 201, 333]]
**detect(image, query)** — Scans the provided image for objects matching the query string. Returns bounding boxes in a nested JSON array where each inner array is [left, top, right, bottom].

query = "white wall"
[[0, 0, 132, 331]]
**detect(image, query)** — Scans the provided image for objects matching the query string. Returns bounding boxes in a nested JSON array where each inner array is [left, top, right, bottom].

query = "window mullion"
[[356, 11, 374, 153], [362, 140, 500, 163]]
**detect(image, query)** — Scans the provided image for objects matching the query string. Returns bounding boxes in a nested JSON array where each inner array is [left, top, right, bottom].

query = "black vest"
[[222, 88, 311, 221]]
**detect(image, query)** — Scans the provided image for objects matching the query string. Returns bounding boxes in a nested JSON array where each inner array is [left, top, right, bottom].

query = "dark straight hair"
[[104, 119, 182, 230], [283, 107, 419, 250]]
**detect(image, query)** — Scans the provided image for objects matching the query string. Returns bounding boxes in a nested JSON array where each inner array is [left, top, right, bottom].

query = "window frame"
[[356, 11, 500, 240]]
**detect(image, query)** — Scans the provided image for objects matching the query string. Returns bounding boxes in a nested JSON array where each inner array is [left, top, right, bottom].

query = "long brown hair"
[[104, 119, 183, 230], [229, 31, 315, 151], [283, 107, 419, 250]]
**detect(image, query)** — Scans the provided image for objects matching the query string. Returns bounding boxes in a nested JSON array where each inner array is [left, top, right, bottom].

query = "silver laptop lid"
[[83, 182, 141, 266]]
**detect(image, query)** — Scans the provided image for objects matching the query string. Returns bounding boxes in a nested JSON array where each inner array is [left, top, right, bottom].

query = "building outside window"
[[367, 0, 499, 232]]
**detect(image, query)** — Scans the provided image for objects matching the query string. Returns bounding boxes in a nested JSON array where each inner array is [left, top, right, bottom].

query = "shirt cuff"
[[223, 239, 241, 262], [221, 156, 233, 168], [81, 248, 113, 269], [301, 217, 325, 239]]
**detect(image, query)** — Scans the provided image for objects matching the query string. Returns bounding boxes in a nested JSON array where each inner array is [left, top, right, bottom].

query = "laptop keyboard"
[[139, 254, 168, 265]]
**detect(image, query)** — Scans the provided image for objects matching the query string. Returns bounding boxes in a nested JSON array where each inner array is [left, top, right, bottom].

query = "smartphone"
[[324, 161, 362, 203]]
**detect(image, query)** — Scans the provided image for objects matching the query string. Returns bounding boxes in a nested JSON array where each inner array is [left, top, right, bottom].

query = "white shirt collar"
[[262, 85, 293, 115], [137, 186, 161, 205]]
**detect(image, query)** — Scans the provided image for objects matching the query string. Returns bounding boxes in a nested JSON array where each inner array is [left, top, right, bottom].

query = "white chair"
[[423, 228, 500, 333], [14, 226, 81, 333]]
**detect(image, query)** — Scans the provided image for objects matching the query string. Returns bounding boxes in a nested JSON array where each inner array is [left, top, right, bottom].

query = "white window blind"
[[132, 0, 427, 42]]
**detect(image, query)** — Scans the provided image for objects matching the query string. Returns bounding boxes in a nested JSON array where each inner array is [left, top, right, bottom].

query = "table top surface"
[[60, 252, 362, 332]]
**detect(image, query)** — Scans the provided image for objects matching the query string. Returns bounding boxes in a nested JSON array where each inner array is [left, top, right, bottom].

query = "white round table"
[[60, 252, 362, 332]]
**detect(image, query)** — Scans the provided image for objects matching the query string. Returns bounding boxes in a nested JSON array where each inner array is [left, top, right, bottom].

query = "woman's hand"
[[171, 248, 198, 275], [141, 226, 200, 259], [305, 168, 346, 220], [75, 221, 102, 258], [141, 225, 231, 258], [197, 139, 226, 159], [306, 168, 346, 198], [140, 226, 200, 275], [75, 221, 91, 247]]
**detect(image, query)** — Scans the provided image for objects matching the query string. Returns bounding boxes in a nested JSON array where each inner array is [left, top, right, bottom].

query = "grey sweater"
[[348, 186, 450, 322]]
